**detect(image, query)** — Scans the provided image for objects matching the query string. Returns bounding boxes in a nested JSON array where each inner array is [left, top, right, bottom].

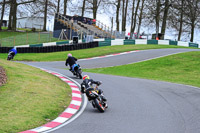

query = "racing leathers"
[[65, 56, 77, 71], [81, 79, 107, 107]]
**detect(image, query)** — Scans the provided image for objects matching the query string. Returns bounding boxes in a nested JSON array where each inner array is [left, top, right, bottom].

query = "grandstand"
[[53, 13, 119, 41]]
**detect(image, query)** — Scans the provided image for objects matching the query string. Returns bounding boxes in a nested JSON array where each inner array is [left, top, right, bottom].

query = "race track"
[[19, 48, 200, 133]]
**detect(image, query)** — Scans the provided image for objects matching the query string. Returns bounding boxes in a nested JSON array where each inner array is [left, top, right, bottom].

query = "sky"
[[2, 12, 200, 44]]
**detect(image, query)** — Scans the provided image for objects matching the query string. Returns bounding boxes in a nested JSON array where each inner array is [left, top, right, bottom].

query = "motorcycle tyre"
[[7, 56, 11, 61], [94, 98, 105, 113]]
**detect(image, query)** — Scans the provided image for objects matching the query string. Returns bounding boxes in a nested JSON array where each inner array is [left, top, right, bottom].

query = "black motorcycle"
[[7, 51, 15, 61], [71, 64, 82, 79], [86, 85, 107, 113]]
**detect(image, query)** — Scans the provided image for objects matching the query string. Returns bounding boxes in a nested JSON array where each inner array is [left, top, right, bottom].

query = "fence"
[[0, 32, 58, 47]]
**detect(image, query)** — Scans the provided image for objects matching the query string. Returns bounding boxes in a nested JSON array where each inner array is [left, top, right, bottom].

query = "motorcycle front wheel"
[[94, 98, 105, 113]]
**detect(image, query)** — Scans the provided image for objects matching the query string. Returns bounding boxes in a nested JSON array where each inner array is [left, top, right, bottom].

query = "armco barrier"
[[56, 41, 69, 45], [0, 39, 199, 53], [29, 44, 43, 47], [124, 39, 135, 45], [169, 40, 177, 45], [0, 42, 98, 53], [147, 40, 158, 45], [189, 42, 198, 48]]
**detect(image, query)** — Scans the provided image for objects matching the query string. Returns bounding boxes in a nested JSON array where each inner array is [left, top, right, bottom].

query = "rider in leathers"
[[81, 75, 108, 108], [65, 53, 77, 72]]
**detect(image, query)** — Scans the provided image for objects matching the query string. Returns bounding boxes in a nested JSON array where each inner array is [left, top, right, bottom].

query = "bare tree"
[[0, 0, 6, 31], [155, 0, 161, 39], [130, 0, 140, 39], [177, 0, 184, 41], [57, 0, 60, 13], [130, 0, 135, 38], [184, 0, 200, 42], [161, 0, 170, 35], [63, 0, 68, 15], [43, 0, 48, 31], [121, 0, 129, 31], [1, 0, 36, 31], [81, 0, 86, 17], [137, 0, 145, 38], [92, 0, 102, 19], [116, 0, 121, 31]]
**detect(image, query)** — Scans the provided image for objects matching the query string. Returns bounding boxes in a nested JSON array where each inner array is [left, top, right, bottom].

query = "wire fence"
[[0, 32, 59, 47]]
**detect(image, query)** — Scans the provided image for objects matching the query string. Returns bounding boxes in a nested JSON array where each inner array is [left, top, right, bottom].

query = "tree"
[[121, 0, 129, 31], [116, 0, 121, 31], [177, 0, 184, 41], [137, 0, 145, 38], [0, 0, 6, 31], [1, 0, 36, 31], [161, 0, 170, 35], [63, 0, 68, 15], [130, 0, 140, 39], [43, 0, 48, 31], [130, 0, 135, 38], [81, 0, 86, 17], [92, 0, 102, 19], [155, 0, 161, 39], [57, 0, 60, 13], [184, 0, 200, 42]]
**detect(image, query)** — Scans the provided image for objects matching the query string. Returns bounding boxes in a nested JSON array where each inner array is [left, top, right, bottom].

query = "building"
[[17, 17, 44, 30], [0, 20, 8, 27]]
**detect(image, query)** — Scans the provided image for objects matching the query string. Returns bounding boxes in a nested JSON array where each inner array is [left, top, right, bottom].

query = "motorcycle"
[[86, 85, 107, 113], [71, 64, 82, 79], [7, 51, 15, 61]]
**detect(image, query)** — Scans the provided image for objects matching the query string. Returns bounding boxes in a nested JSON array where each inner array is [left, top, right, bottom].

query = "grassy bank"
[[84, 51, 200, 88], [0, 59, 71, 133], [0, 29, 60, 47], [0, 45, 194, 61]]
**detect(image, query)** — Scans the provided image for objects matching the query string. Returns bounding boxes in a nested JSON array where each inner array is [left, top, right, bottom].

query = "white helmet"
[[68, 53, 72, 57]]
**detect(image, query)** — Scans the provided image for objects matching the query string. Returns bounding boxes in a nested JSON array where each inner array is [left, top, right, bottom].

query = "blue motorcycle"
[[71, 64, 82, 79]]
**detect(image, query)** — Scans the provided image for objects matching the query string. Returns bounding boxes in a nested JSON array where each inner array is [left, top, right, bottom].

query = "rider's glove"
[[97, 81, 102, 86]]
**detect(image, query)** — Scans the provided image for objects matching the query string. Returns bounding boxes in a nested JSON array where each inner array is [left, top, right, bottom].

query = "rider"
[[8, 47, 17, 59], [81, 75, 108, 108], [65, 53, 77, 72]]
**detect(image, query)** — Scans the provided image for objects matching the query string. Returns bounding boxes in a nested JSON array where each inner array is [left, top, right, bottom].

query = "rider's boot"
[[101, 94, 107, 102], [91, 101, 96, 108], [103, 102, 108, 108]]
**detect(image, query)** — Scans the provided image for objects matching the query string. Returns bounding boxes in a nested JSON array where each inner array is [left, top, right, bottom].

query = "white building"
[[17, 17, 44, 30]]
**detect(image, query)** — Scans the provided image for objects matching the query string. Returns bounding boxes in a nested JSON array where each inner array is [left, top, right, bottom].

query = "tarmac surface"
[[19, 48, 200, 133]]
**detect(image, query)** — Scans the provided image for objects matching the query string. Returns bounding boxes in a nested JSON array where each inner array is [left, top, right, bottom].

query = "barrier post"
[[14, 36, 15, 46], [26, 32, 28, 45], [38, 32, 40, 43]]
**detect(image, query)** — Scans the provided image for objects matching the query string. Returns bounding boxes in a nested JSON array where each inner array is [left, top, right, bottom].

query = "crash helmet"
[[83, 75, 90, 80], [68, 53, 72, 57]]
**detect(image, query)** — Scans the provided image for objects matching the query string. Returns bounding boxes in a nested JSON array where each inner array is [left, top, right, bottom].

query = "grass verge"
[[0, 59, 71, 133], [84, 51, 200, 88], [0, 45, 195, 61], [0, 32, 58, 47]]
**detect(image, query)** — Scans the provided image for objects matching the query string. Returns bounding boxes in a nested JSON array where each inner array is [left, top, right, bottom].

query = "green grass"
[[0, 31, 26, 39], [0, 59, 71, 133], [84, 51, 200, 88], [0, 30, 58, 47], [0, 45, 194, 61]]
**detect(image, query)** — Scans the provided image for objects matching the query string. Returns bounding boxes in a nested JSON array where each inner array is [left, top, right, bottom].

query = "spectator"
[[88, 19, 92, 25], [74, 14, 78, 23], [92, 19, 96, 25], [70, 18, 74, 27], [83, 18, 87, 24]]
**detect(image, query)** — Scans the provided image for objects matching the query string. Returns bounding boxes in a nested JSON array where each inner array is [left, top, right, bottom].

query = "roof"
[[17, 17, 44, 20]]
